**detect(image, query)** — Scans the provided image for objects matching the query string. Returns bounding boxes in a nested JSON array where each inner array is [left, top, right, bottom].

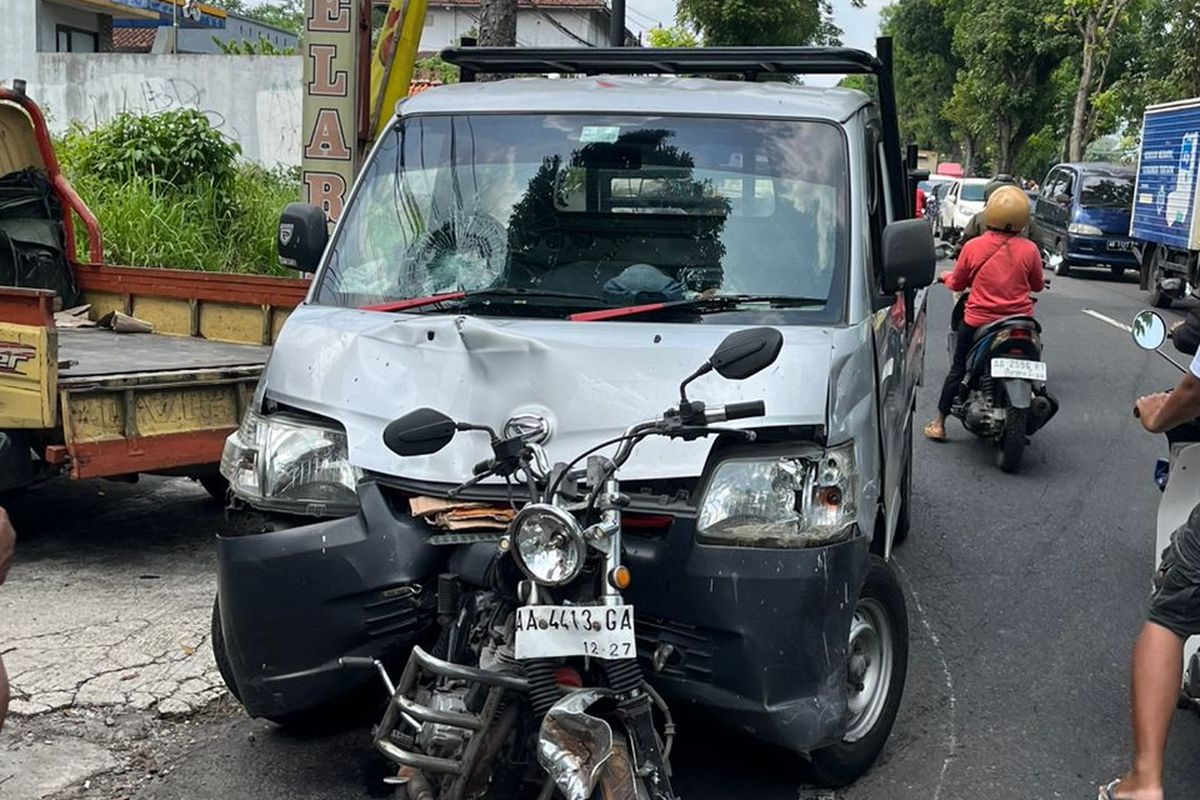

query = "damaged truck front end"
[[215, 43, 931, 789]]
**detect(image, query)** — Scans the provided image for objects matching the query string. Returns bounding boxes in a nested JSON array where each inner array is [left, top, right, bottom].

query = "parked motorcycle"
[[343, 328, 783, 799], [941, 271, 1057, 472], [1129, 309, 1200, 712]]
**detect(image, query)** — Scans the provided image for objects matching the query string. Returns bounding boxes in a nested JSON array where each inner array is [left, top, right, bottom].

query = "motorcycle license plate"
[[513, 605, 636, 661], [991, 358, 1047, 381]]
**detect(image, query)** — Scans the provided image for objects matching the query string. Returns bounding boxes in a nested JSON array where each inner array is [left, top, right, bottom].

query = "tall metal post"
[[609, 0, 626, 46]]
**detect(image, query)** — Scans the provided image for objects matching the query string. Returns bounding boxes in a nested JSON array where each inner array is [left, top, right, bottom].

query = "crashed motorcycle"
[[942, 271, 1058, 472], [1129, 310, 1200, 711], [342, 328, 782, 800]]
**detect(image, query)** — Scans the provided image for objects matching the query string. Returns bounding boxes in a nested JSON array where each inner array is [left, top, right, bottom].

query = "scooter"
[[941, 274, 1058, 473], [1129, 309, 1200, 711]]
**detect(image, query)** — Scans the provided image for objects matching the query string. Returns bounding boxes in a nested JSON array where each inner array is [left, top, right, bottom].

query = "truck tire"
[[809, 556, 909, 787], [997, 408, 1027, 473], [1150, 247, 1174, 308], [198, 474, 229, 503]]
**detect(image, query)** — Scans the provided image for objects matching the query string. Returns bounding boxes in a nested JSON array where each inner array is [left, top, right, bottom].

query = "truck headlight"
[[696, 442, 857, 548], [220, 410, 361, 517], [1069, 222, 1103, 235]]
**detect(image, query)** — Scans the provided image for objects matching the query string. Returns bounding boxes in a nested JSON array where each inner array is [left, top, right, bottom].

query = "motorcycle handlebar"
[[705, 401, 767, 423]]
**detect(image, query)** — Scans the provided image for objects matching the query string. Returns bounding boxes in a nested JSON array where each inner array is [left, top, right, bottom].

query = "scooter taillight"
[[1007, 328, 1033, 340]]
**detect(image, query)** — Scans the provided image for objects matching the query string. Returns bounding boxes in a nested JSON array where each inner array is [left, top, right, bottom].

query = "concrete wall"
[[31, 54, 303, 167], [420, 7, 606, 50]]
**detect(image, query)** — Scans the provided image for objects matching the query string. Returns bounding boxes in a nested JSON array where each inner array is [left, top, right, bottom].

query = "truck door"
[[869, 132, 920, 555]]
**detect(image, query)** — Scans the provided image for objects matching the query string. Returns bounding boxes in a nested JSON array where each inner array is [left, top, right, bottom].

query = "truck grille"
[[635, 616, 714, 682]]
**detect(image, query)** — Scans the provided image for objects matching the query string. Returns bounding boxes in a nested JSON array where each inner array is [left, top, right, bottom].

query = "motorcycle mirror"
[[1131, 310, 1168, 352], [709, 327, 784, 380], [383, 407, 457, 457]]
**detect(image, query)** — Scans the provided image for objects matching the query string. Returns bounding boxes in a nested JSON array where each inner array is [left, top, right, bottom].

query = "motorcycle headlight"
[[510, 504, 586, 586], [696, 442, 857, 548], [1069, 222, 1103, 235], [220, 410, 361, 517]]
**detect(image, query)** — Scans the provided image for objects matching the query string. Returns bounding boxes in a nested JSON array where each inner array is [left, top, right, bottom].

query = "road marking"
[[1082, 308, 1132, 333], [895, 560, 957, 800]]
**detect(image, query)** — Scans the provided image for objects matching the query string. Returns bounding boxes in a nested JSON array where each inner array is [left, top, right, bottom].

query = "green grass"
[[66, 166, 297, 276]]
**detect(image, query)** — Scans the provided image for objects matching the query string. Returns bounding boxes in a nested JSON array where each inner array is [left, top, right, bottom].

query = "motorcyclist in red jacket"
[[924, 185, 1045, 441]]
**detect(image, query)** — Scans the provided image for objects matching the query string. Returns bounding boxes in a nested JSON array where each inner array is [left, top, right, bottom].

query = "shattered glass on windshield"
[[316, 113, 849, 321]]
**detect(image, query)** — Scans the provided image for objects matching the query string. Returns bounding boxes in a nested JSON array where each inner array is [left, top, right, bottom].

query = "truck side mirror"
[[881, 218, 936, 293], [277, 203, 329, 273]]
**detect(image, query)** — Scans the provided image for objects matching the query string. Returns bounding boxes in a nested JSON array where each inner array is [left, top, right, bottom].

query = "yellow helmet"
[[984, 185, 1030, 233]]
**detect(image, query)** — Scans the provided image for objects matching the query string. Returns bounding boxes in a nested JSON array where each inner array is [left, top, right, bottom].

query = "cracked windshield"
[[316, 114, 847, 318]]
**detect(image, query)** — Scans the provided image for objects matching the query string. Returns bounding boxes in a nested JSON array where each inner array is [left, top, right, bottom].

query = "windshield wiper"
[[569, 294, 826, 322], [363, 288, 607, 314]]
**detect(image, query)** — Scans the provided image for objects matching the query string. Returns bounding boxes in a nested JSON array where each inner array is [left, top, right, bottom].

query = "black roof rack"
[[439, 46, 884, 80], [439, 38, 912, 220]]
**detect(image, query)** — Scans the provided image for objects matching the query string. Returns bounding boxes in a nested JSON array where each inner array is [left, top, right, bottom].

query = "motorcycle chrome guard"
[[372, 646, 530, 792], [539, 688, 640, 800]]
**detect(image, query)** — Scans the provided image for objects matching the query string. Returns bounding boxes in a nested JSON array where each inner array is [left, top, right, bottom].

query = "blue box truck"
[[1131, 98, 1200, 307]]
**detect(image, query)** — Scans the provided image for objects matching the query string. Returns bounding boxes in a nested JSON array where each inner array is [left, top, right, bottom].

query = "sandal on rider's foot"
[[1098, 779, 1135, 800], [923, 421, 946, 441]]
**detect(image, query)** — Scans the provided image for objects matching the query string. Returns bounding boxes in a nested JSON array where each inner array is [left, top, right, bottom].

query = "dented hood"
[[263, 305, 834, 483]]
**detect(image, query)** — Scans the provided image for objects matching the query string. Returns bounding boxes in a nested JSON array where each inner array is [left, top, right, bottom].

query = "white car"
[[937, 177, 989, 238]]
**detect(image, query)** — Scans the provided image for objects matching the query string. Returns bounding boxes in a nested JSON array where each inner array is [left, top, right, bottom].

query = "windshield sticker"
[[581, 126, 621, 143]]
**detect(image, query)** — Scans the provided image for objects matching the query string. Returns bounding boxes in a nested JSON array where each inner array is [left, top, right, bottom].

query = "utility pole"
[[609, 0, 625, 46]]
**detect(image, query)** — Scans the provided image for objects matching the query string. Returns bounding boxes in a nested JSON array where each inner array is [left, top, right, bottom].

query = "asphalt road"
[[16, 264, 1200, 799]]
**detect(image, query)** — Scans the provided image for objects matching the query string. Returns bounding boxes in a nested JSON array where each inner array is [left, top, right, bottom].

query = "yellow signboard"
[[301, 0, 361, 222]]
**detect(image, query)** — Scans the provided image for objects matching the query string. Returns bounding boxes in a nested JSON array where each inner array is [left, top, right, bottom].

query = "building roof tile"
[[112, 27, 157, 52]]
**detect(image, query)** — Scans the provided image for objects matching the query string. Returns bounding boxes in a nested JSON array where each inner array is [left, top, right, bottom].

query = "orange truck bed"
[[0, 84, 309, 486]]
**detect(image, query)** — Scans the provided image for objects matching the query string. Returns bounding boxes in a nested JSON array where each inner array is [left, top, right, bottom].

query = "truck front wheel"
[[808, 556, 910, 787]]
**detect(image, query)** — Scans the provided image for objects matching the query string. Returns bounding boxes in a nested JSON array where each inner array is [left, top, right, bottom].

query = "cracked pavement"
[[0, 478, 246, 718], [0, 475, 253, 796]]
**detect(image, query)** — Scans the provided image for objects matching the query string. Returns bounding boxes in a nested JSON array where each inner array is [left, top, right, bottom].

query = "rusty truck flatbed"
[[58, 329, 271, 381]]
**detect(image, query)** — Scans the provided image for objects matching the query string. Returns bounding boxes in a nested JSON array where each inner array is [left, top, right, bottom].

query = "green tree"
[[1048, 0, 1138, 161], [647, 25, 699, 47], [837, 74, 878, 104], [941, 0, 1071, 174], [219, 0, 304, 35], [881, 0, 960, 155], [1112, 0, 1200, 124], [676, 0, 858, 46]]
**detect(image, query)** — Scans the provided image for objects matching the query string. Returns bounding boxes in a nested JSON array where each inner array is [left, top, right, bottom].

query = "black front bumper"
[[218, 487, 868, 752], [216, 483, 442, 719], [625, 523, 869, 753]]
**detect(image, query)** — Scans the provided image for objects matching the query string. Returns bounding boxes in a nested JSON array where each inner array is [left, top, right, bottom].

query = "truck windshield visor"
[[315, 114, 849, 320], [1080, 175, 1133, 208]]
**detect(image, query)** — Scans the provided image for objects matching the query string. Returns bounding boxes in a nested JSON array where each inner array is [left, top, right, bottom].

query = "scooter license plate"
[[513, 605, 636, 660], [991, 358, 1047, 381]]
